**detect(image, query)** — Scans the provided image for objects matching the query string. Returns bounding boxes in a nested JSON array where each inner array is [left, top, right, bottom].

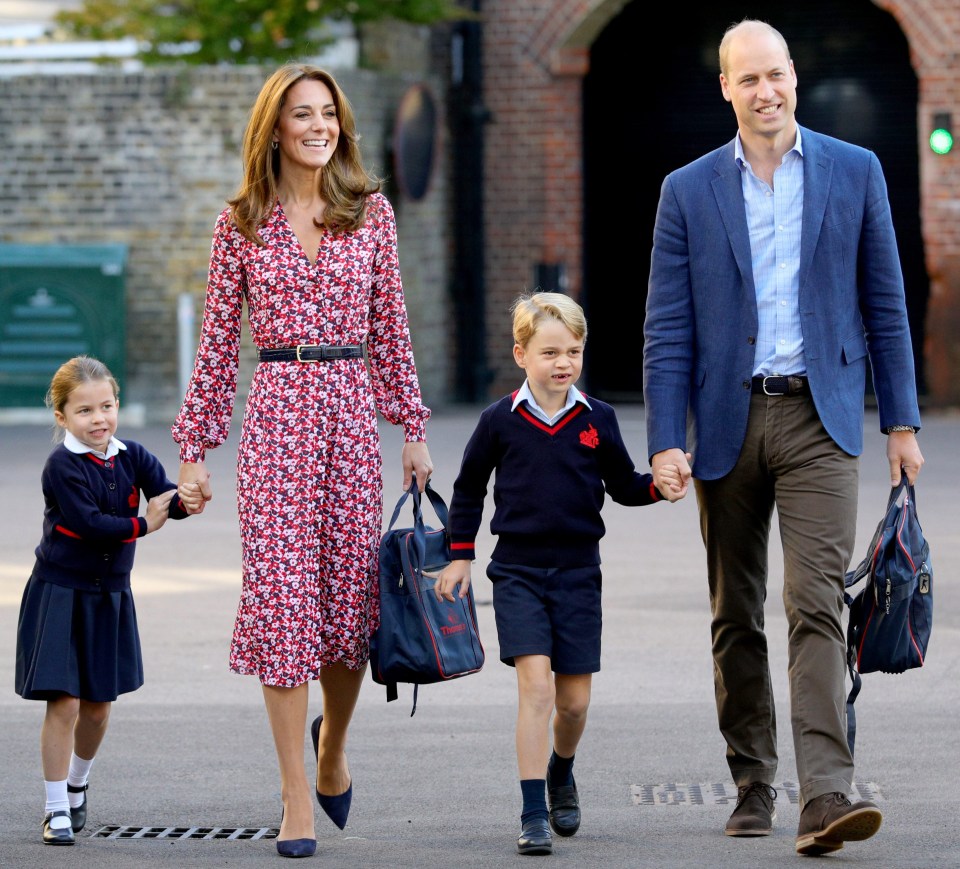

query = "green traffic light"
[[930, 128, 953, 155]]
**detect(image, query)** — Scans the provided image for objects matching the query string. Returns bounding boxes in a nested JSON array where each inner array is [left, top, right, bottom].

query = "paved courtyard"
[[1, 405, 957, 867]]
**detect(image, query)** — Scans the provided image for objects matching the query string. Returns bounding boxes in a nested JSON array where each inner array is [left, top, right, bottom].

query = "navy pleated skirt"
[[15, 573, 144, 702]]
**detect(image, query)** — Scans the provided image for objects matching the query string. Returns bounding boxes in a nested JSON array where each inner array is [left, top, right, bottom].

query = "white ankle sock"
[[44, 779, 70, 817], [67, 753, 94, 807], [68, 752, 95, 786]]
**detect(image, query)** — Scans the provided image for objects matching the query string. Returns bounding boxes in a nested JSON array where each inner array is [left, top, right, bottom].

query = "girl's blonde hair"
[[229, 63, 380, 241], [511, 292, 588, 348], [46, 356, 119, 440]]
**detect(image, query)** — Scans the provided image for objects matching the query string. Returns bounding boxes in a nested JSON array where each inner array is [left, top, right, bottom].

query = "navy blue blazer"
[[643, 126, 921, 481]]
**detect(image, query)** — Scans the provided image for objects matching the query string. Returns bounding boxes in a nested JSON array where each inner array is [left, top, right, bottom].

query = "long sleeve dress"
[[172, 193, 430, 687]]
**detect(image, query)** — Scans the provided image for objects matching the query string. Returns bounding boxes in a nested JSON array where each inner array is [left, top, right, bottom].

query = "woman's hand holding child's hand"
[[178, 461, 213, 514], [145, 489, 175, 533], [431, 561, 472, 602], [177, 482, 206, 514]]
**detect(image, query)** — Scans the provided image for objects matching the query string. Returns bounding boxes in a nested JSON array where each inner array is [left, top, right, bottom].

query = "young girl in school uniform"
[[15, 356, 198, 845]]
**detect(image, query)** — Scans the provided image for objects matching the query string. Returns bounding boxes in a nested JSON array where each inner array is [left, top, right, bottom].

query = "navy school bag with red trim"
[[844, 474, 932, 752], [370, 476, 484, 715]]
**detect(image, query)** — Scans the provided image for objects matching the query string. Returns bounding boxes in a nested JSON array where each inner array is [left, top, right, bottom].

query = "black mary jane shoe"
[[517, 817, 552, 855], [43, 811, 76, 846], [547, 777, 581, 837], [68, 782, 88, 833]]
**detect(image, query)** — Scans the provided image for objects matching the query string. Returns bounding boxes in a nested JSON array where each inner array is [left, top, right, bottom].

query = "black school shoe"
[[517, 817, 553, 855], [68, 783, 88, 832], [547, 778, 581, 837], [43, 811, 75, 845]]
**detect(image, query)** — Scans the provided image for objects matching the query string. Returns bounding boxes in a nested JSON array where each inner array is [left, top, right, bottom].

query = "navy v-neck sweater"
[[447, 394, 662, 568]]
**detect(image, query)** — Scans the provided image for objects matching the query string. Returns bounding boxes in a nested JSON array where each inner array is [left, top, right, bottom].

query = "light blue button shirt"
[[511, 380, 591, 425], [736, 128, 805, 376]]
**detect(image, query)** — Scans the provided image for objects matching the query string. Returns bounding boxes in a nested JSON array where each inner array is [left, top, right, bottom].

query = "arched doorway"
[[582, 1, 927, 400]]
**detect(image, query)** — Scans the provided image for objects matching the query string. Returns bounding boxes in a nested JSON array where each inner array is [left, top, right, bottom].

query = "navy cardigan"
[[447, 394, 663, 568], [32, 441, 187, 592]]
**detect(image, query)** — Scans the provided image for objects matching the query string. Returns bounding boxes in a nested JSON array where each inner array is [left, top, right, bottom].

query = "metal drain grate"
[[91, 826, 278, 840], [631, 781, 882, 807]]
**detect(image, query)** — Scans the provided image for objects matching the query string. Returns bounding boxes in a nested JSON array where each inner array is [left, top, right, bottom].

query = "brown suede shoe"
[[795, 792, 883, 855], [724, 783, 777, 836]]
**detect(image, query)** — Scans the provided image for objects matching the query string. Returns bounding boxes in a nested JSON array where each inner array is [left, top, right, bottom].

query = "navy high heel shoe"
[[275, 808, 316, 858], [310, 715, 353, 830], [276, 837, 317, 859]]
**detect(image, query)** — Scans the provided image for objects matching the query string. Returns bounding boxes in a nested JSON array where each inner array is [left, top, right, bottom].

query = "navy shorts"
[[486, 560, 601, 674]]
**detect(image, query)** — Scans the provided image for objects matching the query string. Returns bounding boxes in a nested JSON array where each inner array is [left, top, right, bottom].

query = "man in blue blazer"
[[643, 19, 924, 857]]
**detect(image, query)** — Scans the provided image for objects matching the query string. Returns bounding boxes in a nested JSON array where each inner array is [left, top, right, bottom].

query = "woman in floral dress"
[[172, 64, 433, 855]]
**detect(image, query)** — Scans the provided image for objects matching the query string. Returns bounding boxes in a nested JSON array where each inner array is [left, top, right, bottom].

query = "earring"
[[272, 141, 278, 150]]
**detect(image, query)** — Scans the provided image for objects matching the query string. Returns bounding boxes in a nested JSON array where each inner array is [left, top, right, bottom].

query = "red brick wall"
[[877, 0, 960, 403], [481, 0, 589, 395]]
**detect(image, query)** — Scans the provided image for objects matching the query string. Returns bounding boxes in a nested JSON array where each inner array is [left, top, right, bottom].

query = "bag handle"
[[384, 473, 449, 533], [843, 473, 914, 592], [384, 474, 450, 579]]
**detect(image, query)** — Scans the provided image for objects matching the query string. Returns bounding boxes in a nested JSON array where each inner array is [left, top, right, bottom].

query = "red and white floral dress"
[[172, 193, 430, 687]]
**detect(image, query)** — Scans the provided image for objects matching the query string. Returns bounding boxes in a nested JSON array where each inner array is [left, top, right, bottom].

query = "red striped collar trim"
[[515, 402, 585, 434]]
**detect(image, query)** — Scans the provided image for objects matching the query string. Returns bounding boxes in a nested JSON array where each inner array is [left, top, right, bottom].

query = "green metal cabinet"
[[0, 244, 127, 408]]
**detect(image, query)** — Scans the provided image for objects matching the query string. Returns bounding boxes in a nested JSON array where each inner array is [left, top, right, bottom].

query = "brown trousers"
[[694, 393, 858, 806]]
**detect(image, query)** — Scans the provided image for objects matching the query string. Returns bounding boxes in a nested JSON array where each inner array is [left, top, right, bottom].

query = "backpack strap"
[[382, 681, 419, 716], [844, 611, 863, 756]]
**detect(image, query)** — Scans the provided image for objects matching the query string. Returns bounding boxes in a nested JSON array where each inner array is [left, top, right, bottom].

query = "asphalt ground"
[[1, 405, 958, 868]]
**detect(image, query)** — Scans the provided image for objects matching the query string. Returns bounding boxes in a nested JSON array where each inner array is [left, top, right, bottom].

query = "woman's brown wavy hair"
[[228, 63, 380, 241]]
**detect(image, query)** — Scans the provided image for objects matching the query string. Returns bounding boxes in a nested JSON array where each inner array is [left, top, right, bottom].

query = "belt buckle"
[[295, 344, 322, 363], [762, 375, 783, 396]]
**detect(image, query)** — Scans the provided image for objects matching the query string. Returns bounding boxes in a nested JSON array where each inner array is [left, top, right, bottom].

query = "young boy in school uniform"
[[435, 292, 686, 855]]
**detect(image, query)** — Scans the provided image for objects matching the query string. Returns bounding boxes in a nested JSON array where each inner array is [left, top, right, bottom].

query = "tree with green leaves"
[[55, 0, 462, 65]]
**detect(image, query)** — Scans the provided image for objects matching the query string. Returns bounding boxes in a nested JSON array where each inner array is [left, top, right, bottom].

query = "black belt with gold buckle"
[[258, 344, 364, 363]]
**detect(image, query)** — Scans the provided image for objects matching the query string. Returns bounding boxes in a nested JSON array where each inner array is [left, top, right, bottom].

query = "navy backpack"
[[370, 476, 484, 715], [844, 474, 933, 752]]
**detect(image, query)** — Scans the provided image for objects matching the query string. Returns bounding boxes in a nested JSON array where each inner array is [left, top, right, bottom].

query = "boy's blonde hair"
[[511, 292, 588, 348]]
